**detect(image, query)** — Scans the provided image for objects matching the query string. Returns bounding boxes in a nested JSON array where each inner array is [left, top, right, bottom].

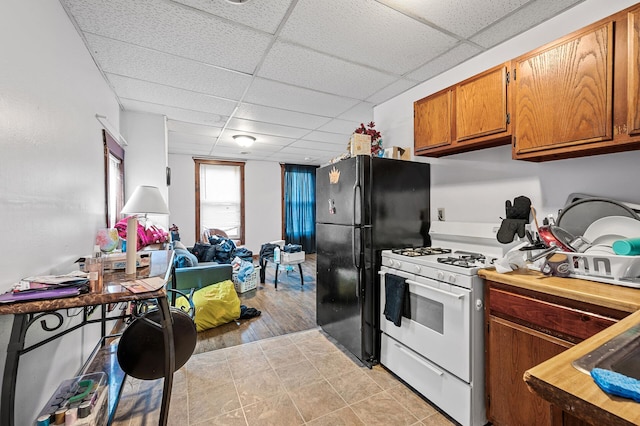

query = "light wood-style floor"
[[111, 254, 457, 425], [193, 254, 318, 354]]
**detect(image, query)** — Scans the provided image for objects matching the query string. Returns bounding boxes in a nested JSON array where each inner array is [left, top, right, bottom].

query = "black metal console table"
[[0, 250, 175, 426]]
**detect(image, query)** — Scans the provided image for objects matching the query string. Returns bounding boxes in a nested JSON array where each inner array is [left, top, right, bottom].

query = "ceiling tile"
[[366, 78, 419, 104], [217, 140, 283, 153], [173, 0, 294, 34], [61, 0, 273, 73], [120, 99, 228, 127], [235, 103, 331, 129], [244, 78, 360, 116], [226, 117, 310, 138], [317, 118, 361, 135], [379, 0, 529, 39], [470, 0, 586, 48], [289, 139, 351, 152], [303, 130, 349, 145], [85, 34, 252, 100], [406, 42, 482, 82], [170, 147, 212, 155], [169, 131, 218, 147], [109, 74, 238, 116], [279, 0, 458, 75], [257, 41, 398, 99], [61, 0, 590, 166], [337, 102, 376, 122], [167, 120, 222, 137]]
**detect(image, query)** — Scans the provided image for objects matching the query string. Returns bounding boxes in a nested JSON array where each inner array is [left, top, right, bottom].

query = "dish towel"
[[383, 274, 410, 327], [591, 368, 640, 402]]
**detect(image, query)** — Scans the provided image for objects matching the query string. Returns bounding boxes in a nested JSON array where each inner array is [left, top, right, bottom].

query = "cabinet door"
[[457, 64, 509, 142], [514, 22, 613, 160], [414, 88, 454, 153], [628, 9, 640, 136], [487, 316, 571, 426]]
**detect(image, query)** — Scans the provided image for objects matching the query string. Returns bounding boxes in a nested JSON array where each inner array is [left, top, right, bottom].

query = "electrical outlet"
[[437, 208, 445, 221]]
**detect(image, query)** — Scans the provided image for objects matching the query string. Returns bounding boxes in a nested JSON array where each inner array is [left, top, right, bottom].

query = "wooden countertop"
[[525, 309, 640, 426], [479, 268, 640, 313], [480, 268, 640, 425]]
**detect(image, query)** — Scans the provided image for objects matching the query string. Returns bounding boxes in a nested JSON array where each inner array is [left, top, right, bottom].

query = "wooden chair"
[[201, 228, 229, 243]]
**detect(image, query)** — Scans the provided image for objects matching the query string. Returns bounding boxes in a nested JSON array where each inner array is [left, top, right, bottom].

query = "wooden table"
[[0, 250, 175, 426]]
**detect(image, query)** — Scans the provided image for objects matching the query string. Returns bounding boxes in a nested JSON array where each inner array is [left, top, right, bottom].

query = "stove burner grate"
[[392, 247, 452, 257], [437, 251, 486, 268]]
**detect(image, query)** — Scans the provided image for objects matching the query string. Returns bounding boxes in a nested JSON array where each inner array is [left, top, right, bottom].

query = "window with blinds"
[[195, 159, 245, 243]]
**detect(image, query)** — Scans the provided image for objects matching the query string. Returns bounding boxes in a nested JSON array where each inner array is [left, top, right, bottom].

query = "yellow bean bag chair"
[[175, 280, 241, 332]]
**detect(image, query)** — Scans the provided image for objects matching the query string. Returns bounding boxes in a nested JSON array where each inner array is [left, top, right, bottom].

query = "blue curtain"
[[284, 164, 317, 253]]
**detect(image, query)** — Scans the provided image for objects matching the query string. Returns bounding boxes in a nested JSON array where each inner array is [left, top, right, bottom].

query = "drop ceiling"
[[60, 0, 585, 165]]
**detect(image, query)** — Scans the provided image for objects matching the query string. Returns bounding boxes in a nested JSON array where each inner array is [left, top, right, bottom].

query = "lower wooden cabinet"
[[484, 281, 626, 426], [487, 316, 571, 426]]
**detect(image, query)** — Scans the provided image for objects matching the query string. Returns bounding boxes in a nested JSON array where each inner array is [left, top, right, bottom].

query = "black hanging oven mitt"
[[497, 196, 532, 244]]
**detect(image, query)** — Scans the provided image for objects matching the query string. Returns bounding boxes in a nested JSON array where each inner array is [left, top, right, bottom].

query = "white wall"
[[121, 111, 170, 229], [168, 155, 282, 253], [0, 1, 123, 424], [375, 0, 640, 224], [244, 161, 283, 253]]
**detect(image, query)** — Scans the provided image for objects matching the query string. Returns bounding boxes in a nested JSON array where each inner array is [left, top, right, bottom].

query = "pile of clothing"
[[191, 235, 253, 265]]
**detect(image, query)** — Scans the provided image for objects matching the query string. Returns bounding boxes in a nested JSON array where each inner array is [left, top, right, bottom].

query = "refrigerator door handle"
[[353, 156, 361, 226], [353, 226, 361, 269]]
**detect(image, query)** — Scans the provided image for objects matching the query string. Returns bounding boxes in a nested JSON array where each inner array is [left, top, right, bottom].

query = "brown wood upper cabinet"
[[514, 5, 640, 161], [414, 63, 512, 157], [414, 87, 454, 153], [629, 8, 640, 137]]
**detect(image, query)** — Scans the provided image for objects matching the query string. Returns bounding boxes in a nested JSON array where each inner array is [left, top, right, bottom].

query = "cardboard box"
[[350, 133, 371, 156], [383, 146, 412, 160]]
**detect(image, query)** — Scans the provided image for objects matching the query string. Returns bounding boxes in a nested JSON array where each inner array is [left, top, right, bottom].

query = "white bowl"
[[584, 244, 615, 256]]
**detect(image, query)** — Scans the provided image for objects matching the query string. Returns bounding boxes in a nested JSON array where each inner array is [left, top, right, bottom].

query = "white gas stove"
[[382, 247, 489, 288], [379, 222, 515, 426]]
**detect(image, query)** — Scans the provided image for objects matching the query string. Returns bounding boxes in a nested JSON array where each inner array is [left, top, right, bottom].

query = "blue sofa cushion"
[[174, 248, 198, 268]]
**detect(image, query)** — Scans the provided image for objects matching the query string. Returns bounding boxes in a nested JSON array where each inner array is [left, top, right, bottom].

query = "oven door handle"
[[378, 270, 413, 279], [405, 279, 465, 299], [394, 342, 444, 376]]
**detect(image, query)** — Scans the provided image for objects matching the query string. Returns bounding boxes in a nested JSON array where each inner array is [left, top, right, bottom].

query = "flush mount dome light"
[[233, 134, 256, 148], [226, 0, 253, 3]]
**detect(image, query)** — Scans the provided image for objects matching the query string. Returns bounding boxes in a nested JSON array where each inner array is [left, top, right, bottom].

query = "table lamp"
[[121, 185, 170, 275]]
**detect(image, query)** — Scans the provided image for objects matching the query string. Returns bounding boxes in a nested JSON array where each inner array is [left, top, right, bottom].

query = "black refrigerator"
[[315, 155, 430, 366]]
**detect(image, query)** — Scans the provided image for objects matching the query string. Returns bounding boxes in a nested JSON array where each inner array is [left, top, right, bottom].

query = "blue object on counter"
[[591, 368, 640, 402], [612, 238, 640, 255]]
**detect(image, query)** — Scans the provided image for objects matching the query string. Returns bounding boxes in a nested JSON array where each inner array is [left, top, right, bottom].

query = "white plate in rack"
[[583, 216, 640, 244]]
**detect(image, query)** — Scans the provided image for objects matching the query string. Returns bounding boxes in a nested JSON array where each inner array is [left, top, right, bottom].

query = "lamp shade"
[[121, 185, 169, 215]]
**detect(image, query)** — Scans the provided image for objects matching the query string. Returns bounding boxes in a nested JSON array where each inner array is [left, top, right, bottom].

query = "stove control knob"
[[414, 265, 421, 274], [475, 299, 483, 311], [448, 274, 457, 284], [388, 259, 394, 267], [437, 271, 444, 280]]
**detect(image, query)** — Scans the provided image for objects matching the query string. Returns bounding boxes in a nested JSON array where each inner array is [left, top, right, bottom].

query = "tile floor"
[[112, 328, 457, 425]]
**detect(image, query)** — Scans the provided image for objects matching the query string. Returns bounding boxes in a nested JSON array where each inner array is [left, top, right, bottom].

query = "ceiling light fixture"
[[226, 0, 253, 4], [233, 135, 256, 148]]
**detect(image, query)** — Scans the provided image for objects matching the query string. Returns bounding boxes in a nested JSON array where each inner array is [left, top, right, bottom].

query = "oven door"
[[380, 266, 471, 382]]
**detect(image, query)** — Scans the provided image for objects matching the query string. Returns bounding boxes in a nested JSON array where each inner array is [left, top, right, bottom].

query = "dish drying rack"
[[558, 251, 640, 289]]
